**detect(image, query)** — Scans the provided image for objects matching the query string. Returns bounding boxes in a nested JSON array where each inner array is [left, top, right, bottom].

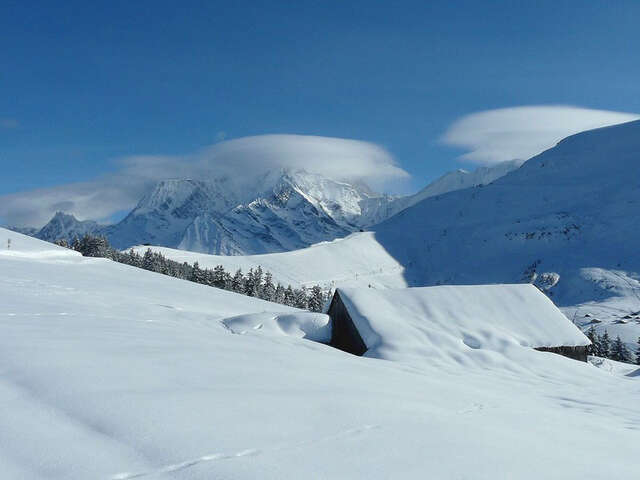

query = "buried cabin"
[[327, 284, 590, 362]]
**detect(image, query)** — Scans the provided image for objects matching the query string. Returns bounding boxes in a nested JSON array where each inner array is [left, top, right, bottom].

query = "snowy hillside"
[[371, 120, 640, 349], [132, 232, 407, 290], [1, 228, 640, 479], [390, 159, 523, 213], [30, 162, 520, 255]]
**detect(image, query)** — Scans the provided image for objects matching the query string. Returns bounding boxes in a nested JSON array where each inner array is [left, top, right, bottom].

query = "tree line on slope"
[[56, 234, 329, 312], [585, 326, 640, 365]]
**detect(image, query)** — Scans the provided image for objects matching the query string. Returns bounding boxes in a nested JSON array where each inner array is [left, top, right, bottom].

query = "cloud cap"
[[0, 134, 408, 227]]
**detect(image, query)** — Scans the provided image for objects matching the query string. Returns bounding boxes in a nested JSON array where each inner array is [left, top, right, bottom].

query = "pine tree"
[[54, 239, 70, 248], [126, 249, 141, 267], [74, 234, 112, 258], [284, 285, 295, 306], [308, 285, 325, 312], [232, 269, 245, 293], [212, 265, 226, 289], [189, 261, 206, 284], [262, 272, 276, 302], [142, 249, 156, 271], [586, 326, 599, 356], [293, 286, 309, 309], [610, 336, 631, 363], [599, 330, 611, 358], [244, 268, 260, 297], [636, 337, 640, 365], [274, 284, 286, 304], [253, 266, 264, 298]]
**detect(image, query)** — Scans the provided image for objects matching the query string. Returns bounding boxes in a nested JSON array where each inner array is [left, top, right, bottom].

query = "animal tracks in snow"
[[111, 424, 379, 479]]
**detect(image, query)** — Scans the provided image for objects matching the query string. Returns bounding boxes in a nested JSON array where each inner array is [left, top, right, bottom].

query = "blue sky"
[[1, 0, 640, 224]]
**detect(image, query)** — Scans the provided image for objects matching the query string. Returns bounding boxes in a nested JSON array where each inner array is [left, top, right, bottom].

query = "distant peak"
[[52, 211, 77, 220]]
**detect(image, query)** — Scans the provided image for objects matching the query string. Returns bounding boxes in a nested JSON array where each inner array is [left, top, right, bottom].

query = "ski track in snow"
[[111, 424, 380, 479]]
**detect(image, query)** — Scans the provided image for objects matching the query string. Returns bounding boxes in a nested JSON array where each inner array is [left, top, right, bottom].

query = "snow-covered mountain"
[[31, 162, 520, 254], [371, 119, 640, 348], [144, 121, 640, 350], [36, 211, 101, 243]]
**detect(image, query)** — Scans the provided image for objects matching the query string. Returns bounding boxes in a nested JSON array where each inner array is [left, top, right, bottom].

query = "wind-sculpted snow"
[[1, 227, 640, 479], [223, 312, 332, 343]]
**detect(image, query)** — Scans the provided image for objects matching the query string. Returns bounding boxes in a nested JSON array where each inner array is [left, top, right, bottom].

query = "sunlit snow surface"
[[132, 231, 408, 290], [1, 228, 640, 479]]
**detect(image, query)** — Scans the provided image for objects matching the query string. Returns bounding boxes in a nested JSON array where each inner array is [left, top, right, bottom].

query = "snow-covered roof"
[[335, 284, 590, 361]]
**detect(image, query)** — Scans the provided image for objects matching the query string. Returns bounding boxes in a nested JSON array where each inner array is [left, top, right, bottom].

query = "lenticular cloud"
[[441, 105, 640, 164]]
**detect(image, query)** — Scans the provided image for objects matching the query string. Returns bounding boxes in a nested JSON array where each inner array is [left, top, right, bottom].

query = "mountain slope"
[[134, 231, 407, 290], [1, 227, 639, 479], [35, 211, 101, 244], [178, 171, 354, 254], [142, 122, 640, 347], [31, 162, 521, 254], [371, 120, 640, 346]]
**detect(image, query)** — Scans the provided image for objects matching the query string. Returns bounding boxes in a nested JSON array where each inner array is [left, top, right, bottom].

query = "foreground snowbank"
[[223, 312, 331, 342]]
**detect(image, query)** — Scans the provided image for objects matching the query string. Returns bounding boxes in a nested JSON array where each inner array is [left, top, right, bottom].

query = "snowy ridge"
[[133, 232, 407, 290], [0, 227, 80, 258], [29, 162, 521, 254], [371, 120, 640, 349]]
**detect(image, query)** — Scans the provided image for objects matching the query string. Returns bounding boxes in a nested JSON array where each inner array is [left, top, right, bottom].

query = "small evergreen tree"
[[54, 239, 70, 248], [636, 337, 640, 365], [308, 285, 325, 312], [244, 268, 258, 297], [610, 336, 631, 363], [293, 286, 309, 309], [274, 284, 286, 304], [284, 285, 295, 306], [212, 265, 226, 289], [232, 269, 245, 293], [189, 261, 205, 284], [142, 249, 155, 271], [586, 326, 599, 356], [599, 330, 611, 358], [262, 272, 276, 302]]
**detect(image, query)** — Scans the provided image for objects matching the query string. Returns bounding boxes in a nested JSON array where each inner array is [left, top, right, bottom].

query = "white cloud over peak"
[[0, 135, 408, 227], [441, 105, 640, 164]]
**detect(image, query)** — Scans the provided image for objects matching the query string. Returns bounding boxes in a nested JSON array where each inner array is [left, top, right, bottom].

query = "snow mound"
[[337, 284, 589, 365], [223, 312, 331, 342]]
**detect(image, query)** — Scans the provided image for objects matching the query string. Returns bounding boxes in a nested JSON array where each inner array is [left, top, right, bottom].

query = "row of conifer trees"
[[585, 326, 640, 365], [56, 234, 329, 312]]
